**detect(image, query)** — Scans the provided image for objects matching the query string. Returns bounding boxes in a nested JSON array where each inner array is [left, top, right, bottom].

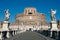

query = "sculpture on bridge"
[[4, 9, 10, 21], [50, 9, 56, 21]]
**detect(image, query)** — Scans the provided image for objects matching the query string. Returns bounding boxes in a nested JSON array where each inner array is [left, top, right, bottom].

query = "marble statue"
[[51, 9, 56, 21], [4, 9, 10, 21]]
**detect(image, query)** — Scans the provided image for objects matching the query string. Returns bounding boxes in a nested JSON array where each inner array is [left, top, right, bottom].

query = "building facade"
[[9, 7, 50, 31]]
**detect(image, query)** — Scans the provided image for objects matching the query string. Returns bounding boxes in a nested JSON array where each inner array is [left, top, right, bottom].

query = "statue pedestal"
[[2, 21, 9, 31], [51, 21, 58, 31], [2, 21, 10, 38], [50, 21, 58, 37]]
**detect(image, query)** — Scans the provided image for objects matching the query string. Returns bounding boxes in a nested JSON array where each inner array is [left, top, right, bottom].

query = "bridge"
[[5, 31, 55, 40]]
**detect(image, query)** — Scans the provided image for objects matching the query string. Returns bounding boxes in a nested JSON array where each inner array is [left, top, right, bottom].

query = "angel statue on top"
[[51, 9, 56, 21], [4, 9, 10, 21]]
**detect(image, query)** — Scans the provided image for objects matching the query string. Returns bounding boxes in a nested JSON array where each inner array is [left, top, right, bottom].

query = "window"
[[28, 12, 32, 14]]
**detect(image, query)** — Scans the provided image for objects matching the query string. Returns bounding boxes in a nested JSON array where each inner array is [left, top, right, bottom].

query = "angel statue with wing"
[[51, 9, 56, 21], [4, 9, 10, 21]]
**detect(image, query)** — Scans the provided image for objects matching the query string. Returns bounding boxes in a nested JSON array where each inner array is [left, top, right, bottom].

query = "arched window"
[[28, 10, 32, 14]]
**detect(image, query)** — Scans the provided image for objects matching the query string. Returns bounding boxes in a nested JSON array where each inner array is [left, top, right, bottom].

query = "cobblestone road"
[[5, 31, 55, 40]]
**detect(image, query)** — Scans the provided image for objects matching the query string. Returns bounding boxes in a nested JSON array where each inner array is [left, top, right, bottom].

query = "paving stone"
[[5, 31, 55, 40]]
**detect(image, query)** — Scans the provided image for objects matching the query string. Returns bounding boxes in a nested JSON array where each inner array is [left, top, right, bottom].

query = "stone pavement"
[[5, 31, 55, 40]]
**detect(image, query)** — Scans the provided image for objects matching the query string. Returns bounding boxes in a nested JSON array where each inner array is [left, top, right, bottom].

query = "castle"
[[9, 7, 50, 31]]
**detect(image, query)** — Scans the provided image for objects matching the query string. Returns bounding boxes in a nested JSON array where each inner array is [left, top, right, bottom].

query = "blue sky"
[[0, 0, 60, 22]]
